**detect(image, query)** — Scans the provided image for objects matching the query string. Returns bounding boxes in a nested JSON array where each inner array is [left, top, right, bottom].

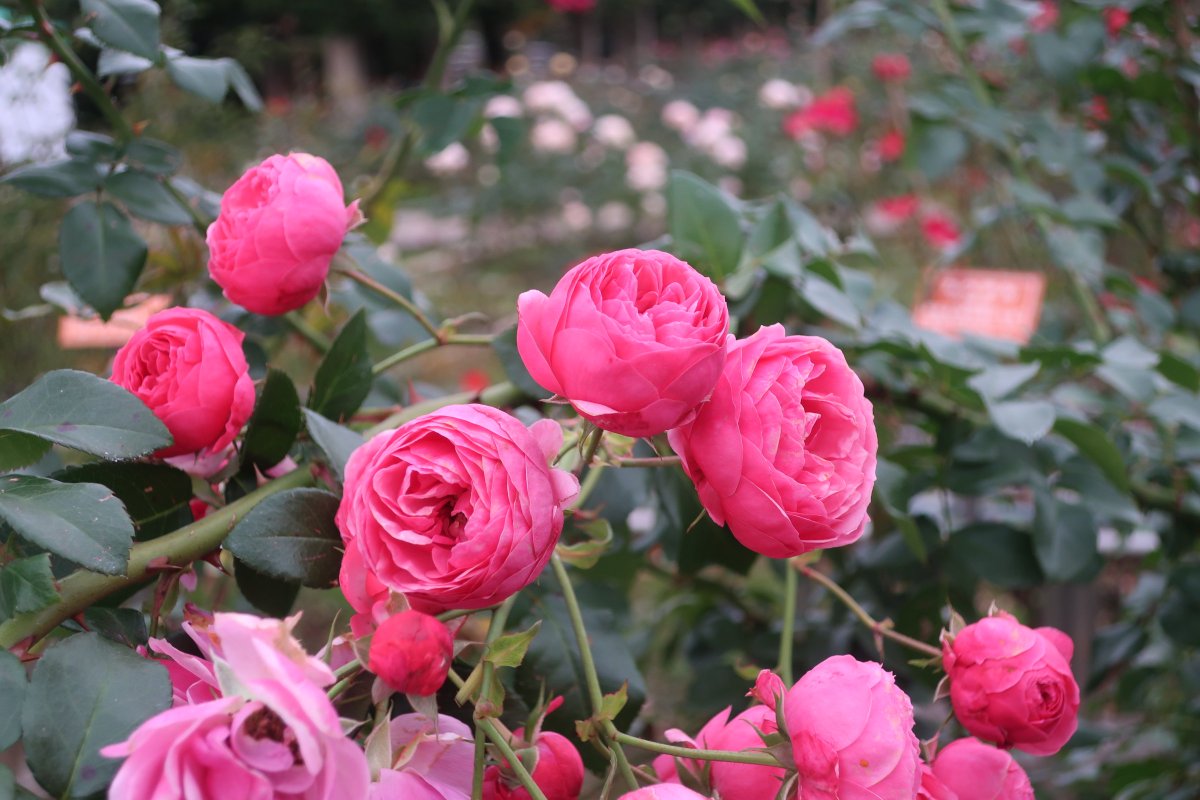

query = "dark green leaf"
[[55, 462, 192, 541], [65, 132, 119, 161], [667, 171, 744, 279], [411, 94, 484, 154], [81, 0, 161, 59], [300, 408, 362, 480], [0, 475, 134, 575], [0, 369, 172, 459], [59, 200, 148, 320], [912, 124, 968, 181], [873, 459, 925, 562], [234, 558, 299, 617], [651, 467, 756, 576], [68, 608, 148, 649], [948, 523, 1043, 588], [22, 632, 170, 798], [1032, 19, 1105, 82], [0, 431, 51, 472], [310, 310, 372, 423], [124, 138, 182, 176], [225, 488, 342, 587], [1157, 352, 1200, 391], [243, 370, 302, 470], [0, 159, 102, 198], [1052, 417, 1130, 493], [492, 326, 551, 400], [1033, 490, 1102, 583], [1046, 224, 1104, 287], [1159, 565, 1200, 647], [165, 55, 230, 103], [0, 650, 25, 749], [967, 363, 1040, 400], [104, 169, 193, 225], [0, 554, 60, 623], [987, 399, 1056, 444]]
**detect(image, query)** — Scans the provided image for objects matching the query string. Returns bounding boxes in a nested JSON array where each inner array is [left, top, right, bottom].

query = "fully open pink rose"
[[932, 739, 1033, 799], [207, 152, 359, 315], [111, 307, 255, 459], [668, 324, 877, 558], [369, 713, 475, 800], [620, 787, 709, 800], [484, 730, 583, 800], [337, 405, 579, 611], [104, 612, 369, 799], [943, 611, 1079, 756], [785, 655, 921, 800], [517, 248, 730, 438]]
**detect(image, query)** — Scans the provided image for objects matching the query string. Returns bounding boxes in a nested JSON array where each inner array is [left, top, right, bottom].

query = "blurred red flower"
[[783, 87, 858, 138], [1104, 7, 1130, 37], [1030, 1, 1059, 32], [872, 53, 912, 83], [879, 128, 906, 162], [921, 212, 962, 251]]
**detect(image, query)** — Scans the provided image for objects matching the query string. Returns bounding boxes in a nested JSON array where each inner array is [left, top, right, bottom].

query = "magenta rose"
[[918, 764, 959, 800], [336, 404, 579, 611], [942, 611, 1079, 756], [667, 324, 877, 558], [110, 307, 255, 459], [207, 152, 360, 315], [103, 613, 369, 799], [484, 730, 584, 800], [785, 655, 922, 800], [932, 738, 1034, 800], [517, 248, 729, 438], [368, 610, 453, 696]]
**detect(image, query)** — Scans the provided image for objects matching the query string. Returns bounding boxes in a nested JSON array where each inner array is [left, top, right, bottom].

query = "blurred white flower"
[[596, 201, 634, 232], [686, 108, 737, 153], [483, 94, 523, 119], [479, 123, 499, 153], [424, 142, 470, 176], [523, 80, 592, 130], [0, 44, 75, 165], [710, 136, 747, 170], [591, 114, 636, 149], [531, 118, 577, 154], [561, 200, 592, 232], [758, 78, 801, 109], [625, 141, 668, 192], [640, 192, 667, 217], [661, 99, 700, 132]]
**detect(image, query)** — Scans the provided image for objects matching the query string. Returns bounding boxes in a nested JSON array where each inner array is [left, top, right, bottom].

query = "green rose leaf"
[[225, 488, 343, 588], [58, 200, 149, 320]]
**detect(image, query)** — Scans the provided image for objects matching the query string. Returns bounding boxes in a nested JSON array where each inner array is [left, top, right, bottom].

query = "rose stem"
[[371, 333, 495, 375], [472, 595, 516, 799], [610, 733, 783, 767], [447, 668, 546, 800], [791, 560, 942, 659], [337, 264, 442, 341], [549, 553, 639, 791], [778, 563, 798, 685]]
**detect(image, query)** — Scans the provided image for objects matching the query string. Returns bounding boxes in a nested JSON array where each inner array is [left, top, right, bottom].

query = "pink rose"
[[517, 248, 730, 438], [620, 788, 709, 800], [104, 612, 369, 799], [942, 611, 1079, 756], [651, 706, 734, 784], [932, 739, 1034, 799], [650, 705, 783, 796], [368, 610, 453, 696], [785, 655, 922, 800], [369, 713, 475, 800], [783, 87, 858, 139], [111, 307, 255, 459], [337, 405, 579, 611], [484, 730, 583, 800], [871, 53, 912, 83], [207, 153, 360, 315], [668, 324, 878, 558], [747, 668, 787, 710], [918, 764, 958, 800]]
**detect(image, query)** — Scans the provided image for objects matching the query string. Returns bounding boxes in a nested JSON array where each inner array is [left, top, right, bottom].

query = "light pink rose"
[[110, 307, 255, 459], [336, 405, 579, 611], [369, 713, 475, 800], [207, 153, 360, 315], [517, 248, 730, 438], [942, 611, 1079, 756], [620, 787, 709, 800], [104, 612, 369, 799], [667, 324, 877, 558], [932, 739, 1034, 799], [785, 655, 922, 800], [483, 730, 583, 800]]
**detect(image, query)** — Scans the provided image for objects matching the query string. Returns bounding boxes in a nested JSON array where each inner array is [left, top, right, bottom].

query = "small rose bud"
[[368, 610, 453, 696], [747, 668, 787, 711]]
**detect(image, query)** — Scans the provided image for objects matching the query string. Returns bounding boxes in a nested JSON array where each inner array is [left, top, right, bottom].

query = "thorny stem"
[[778, 564, 798, 685], [448, 669, 546, 800], [326, 664, 363, 700], [473, 596, 516, 800], [792, 561, 942, 659], [372, 333, 494, 375], [612, 732, 783, 767], [609, 455, 682, 468], [339, 266, 442, 341]]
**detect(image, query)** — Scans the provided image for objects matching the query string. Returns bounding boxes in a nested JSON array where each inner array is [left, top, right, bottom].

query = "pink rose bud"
[[368, 610, 453, 696], [517, 248, 730, 438], [942, 611, 1080, 756], [619, 787, 709, 800], [932, 738, 1034, 799], [207, 152, 359, 315], [337, 405, 579, 611], [748, 668, 787, 711], [785, 655, 922, 799], [668, 324, 878, 558], [111, 307, 255, 459], [918, 763, 959, 800], [484, 730, 584, 800]]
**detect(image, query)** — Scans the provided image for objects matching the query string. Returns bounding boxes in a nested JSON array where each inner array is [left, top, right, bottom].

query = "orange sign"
[[57, 294, 173, 349], [912, 269, 1046, 344]]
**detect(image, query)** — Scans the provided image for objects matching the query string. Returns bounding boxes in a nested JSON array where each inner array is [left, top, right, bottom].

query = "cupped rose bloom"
[[668, 324, 877, 558], [620, 787, 709, 800], [785, 655, 922, 800], [337, 405, 579, 611], [369, 610, 453, 695], [369, 713, 474, 799], [111, 307, 255, 460], [207, 152, 360, 315], [943, 611, 1079, 756], [932, 739, 1033, 800], [104, 612, 369, 799], [483, 730, 583, 800], [517, 249, 730, 438], [871, 53, 912, 83], [918, 764, 959, 800]]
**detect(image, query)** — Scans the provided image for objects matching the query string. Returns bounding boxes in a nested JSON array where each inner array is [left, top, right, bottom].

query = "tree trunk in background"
[[323, 36, 369, 128]]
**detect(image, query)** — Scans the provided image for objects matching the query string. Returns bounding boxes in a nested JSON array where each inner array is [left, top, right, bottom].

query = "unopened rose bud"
[[368, 610, 453, 696], [748, 668, 787, 711]]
